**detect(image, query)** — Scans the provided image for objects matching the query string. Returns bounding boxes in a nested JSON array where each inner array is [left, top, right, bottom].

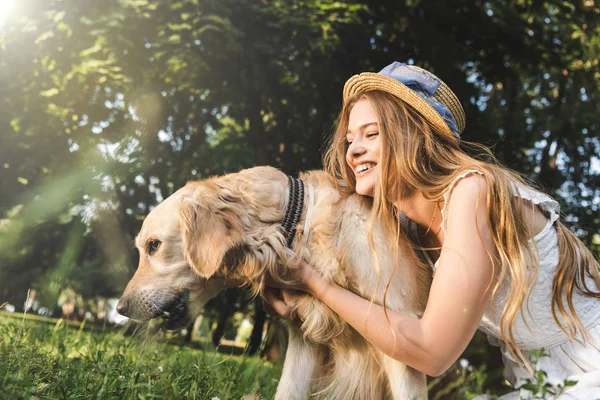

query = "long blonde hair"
[[324, 90, 600, 369]]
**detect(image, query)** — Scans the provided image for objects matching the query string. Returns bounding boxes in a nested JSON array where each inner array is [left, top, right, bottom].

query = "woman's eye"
[[366, 132, 379, 138], [147, 240, 161, 255]]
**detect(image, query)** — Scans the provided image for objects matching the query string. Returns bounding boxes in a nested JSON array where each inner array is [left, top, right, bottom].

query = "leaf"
[[536, 369, 548, 382], [167, 23, 192, 31], [122, 0, 148, 7], [35, 31, 55, 45], [520, 382, 537, 392], [10, 118, 20, 132], [168, 34, 181, 43], [57, 22, 70, 32], [40, 88, 60, 97], [53, 11, 66, 23], [80, 43, 103, 57]]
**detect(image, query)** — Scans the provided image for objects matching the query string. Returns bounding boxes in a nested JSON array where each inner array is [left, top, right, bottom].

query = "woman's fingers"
[[262, 299, 279, 317], [263, 287, 281, 304], [263, 288, 290, 317], [264, 265, 312, 292], [264, 273, 285, 289], [263, 288, 306, 329], [281, 289, 294, 303]]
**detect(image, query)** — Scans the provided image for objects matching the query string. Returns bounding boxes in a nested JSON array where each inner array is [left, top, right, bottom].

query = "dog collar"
[[282, 176, 304, 247]]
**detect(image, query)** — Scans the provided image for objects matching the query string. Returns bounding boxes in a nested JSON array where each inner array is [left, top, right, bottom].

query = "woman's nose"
[[348, 140, 366, 158]]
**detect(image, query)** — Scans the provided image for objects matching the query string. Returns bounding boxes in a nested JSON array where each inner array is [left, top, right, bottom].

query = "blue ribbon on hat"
[[379, 62, 459, 138]]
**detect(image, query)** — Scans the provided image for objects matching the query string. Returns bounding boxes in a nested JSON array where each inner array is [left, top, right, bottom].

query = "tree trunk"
[[211, 307, 232, 346], [246, 297, 266, 355], [538, 75, 567, 191], [501, 74, 519, 167]]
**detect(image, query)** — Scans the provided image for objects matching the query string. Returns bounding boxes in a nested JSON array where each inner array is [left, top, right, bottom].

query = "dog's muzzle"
[[161, 290, 189, 330], [117, 290, 190, 330]]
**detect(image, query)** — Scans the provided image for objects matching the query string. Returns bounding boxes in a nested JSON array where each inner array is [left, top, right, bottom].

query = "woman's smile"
[[355, 163, 377, 181]]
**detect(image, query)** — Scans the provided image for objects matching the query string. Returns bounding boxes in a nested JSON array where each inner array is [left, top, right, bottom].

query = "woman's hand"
[[262, 260, 328, 319], [265, 259, 324, 294], [262, 287, 294, 318]]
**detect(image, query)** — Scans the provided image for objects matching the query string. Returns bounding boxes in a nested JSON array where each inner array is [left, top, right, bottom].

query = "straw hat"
[[343, 62, 465, 140]]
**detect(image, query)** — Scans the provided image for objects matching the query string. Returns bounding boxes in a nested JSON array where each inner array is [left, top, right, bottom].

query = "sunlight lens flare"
[[0, 0, 16, 22]]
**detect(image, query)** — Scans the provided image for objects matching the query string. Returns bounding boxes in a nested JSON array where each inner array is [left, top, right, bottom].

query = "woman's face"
[[345, 98, 382, 197]]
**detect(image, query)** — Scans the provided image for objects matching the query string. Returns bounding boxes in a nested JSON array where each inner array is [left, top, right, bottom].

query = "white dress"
[[434, 170, 600, 400]]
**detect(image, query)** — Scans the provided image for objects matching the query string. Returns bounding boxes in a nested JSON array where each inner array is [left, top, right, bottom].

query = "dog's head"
[[116, 185, 236, 329], [117, 166, 289, 328]]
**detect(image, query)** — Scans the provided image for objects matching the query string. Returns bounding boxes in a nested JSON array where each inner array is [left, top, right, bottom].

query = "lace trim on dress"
[[439, 169, 560, 237]]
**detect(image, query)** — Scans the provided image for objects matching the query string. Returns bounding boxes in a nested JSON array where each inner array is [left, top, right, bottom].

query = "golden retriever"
[[117, 166, 431, 400]]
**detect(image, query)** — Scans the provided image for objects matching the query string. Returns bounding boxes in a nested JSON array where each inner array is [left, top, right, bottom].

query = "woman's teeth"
[[356, 163, 375, 173]]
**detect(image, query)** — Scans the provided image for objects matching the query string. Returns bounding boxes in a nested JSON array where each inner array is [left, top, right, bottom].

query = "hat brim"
[[343, 72, 455, 140]]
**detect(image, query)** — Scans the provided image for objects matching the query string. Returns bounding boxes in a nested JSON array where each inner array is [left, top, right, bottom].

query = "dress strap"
[[439, 169, 485, 234]]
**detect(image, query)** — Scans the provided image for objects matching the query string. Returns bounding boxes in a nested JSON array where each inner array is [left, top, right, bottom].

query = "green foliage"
[[518, 349, 580, 399], [2, 0, 598, 302], [0, 315, 279, 399], [429, 362, 490, 399]]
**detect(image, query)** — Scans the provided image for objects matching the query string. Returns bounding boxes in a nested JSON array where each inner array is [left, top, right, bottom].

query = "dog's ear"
[[179, 186, 243, 278]]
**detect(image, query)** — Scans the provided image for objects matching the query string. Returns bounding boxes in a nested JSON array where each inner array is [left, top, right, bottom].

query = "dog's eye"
[[147, 240, 161, 255]]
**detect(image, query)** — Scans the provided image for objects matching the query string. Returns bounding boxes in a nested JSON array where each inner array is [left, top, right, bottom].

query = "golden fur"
[[119, 166, 431, 400]]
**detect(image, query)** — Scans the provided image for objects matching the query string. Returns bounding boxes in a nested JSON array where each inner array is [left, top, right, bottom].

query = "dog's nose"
[[116, 298, 129, 316]]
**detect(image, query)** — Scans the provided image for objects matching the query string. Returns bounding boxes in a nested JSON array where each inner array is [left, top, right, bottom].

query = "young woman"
[[265, 62, 600, 398]]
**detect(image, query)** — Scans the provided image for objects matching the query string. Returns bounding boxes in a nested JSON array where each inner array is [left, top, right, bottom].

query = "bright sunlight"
[[0, 0, 17, 22]]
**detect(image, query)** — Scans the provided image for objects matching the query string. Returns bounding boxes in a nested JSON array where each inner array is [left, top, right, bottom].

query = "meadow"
[[0, 312, 280, 399], [2, 310, 576, 400]]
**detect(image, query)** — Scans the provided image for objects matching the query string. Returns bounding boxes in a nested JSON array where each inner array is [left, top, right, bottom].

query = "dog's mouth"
[[161, 290, 189, 330]]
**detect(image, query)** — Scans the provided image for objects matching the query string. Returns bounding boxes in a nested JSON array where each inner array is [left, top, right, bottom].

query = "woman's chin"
[[355, 183, 375, 197]]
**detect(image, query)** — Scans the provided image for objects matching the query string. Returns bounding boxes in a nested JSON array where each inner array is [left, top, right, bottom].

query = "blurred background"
[[0, 0, 599, 395]]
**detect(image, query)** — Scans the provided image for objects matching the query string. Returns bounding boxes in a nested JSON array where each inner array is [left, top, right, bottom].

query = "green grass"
[[0, 314, 280, 399], [2, 312, 567, 400]]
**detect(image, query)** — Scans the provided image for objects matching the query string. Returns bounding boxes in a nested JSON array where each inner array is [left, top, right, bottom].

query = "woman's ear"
[[179, 187, 242, 278]]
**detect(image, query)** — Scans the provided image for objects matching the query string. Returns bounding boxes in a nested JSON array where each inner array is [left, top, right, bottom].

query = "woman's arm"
[[267, 174, 498, 376]]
